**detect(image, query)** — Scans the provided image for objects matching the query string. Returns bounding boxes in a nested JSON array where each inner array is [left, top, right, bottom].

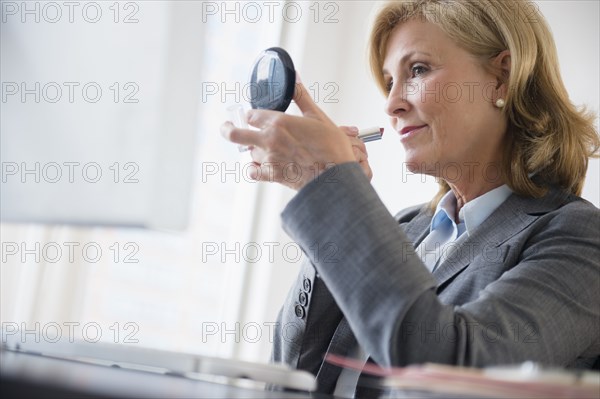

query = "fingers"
[[245, 108, 336, 146], [246, 147, 314, 185], [340, 125, 359, 137], [244, 73, 329, 127], [243, 108, 282, 130], [346, 132, 368, 156], [293, 77, 334, 123], [244, 107, 320, 135], [340, 125, 371, 180], [220, 121, 264, 147], [352, 146, 366, 162]]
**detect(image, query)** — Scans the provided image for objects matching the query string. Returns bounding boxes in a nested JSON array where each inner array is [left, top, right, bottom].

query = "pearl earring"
[[495, 98, 505, 108]]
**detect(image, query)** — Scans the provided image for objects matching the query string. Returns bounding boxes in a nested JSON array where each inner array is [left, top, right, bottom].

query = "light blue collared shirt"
[[416, 184, 513, 271]]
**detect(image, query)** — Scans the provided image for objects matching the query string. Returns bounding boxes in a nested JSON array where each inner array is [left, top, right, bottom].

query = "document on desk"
[[1, 330, 316, 392], [326, 354, 600, 398]]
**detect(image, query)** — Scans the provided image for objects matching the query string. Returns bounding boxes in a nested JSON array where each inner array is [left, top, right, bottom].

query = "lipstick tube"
[[358, 127, 384, 143]]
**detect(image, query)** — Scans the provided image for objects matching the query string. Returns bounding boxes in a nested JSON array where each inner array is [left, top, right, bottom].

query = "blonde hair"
[[368, 0, 599, 208]]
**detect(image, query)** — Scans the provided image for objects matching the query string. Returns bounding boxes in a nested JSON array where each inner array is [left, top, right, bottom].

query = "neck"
[[448, 178, 505, 221]]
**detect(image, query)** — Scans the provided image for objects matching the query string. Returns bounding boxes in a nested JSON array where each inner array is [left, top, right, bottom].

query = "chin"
[[403, 153, 444, 178], [403, 151, 428, 174], [404, 160, 422, 174]]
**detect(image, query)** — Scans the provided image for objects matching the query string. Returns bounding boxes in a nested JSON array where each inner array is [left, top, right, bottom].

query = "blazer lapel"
[[400, 210, 432, 247], [432, 188, 569, 288]]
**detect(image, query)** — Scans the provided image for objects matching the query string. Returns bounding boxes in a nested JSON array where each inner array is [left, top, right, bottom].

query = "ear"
[[492, 50, 511, 98]]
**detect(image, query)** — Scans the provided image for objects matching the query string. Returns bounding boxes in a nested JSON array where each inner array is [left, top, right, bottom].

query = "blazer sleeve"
[[280, 162, 600, 368]]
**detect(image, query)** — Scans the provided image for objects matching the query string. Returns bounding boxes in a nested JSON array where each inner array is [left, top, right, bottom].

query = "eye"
[[385, 78, 394, 94], [410, 63, 429, 78]]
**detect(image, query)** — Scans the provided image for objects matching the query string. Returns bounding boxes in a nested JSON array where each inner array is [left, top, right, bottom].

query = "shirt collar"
[[431, 185, 513, 236], [458, 185, 513, 234]]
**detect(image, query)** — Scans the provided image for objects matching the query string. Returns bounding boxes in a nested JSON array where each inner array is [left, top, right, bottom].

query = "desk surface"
[[0, 350, 317, 399]]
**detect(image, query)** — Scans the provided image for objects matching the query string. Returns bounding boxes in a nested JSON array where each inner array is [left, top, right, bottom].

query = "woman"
[[221, 0, 600, 395]]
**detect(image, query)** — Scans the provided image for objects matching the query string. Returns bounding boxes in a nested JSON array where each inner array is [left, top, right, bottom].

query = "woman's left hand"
[[339, 126, 373, 181], [220, 80, 356, 191]]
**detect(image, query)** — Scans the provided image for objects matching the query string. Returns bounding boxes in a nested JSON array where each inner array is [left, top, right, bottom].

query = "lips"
[[400, 125, 427, 135]]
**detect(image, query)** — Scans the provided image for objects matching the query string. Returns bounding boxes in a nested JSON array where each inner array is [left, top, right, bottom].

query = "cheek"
[[436, 82, 495, 140], [426, 99, 458, 144], [417, 77, 462, 133]]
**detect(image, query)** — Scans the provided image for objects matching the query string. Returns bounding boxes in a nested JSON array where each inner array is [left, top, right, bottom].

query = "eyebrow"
[[382, 51, 432, 75]]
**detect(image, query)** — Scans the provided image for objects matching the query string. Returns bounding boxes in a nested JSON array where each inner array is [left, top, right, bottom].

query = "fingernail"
[[220, 122, 230, 137], [350, 126, 359, 133], [219, 121, 235, 137]]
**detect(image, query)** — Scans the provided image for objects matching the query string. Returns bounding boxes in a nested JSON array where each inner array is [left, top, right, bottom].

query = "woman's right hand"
[[340, 126, 373, 181]]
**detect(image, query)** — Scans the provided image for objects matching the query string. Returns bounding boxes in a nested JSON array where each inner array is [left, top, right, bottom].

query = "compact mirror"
[[249, 47, 296, 112]]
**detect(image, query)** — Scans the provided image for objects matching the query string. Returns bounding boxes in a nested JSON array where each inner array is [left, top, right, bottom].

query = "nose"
[[384, 82, 411, 117]]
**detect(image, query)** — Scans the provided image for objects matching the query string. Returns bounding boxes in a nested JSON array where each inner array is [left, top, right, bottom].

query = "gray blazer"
[[270, 163, 600, 395]]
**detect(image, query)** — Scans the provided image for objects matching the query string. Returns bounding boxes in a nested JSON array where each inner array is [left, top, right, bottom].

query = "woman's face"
[[383, 19, 507, 180]]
